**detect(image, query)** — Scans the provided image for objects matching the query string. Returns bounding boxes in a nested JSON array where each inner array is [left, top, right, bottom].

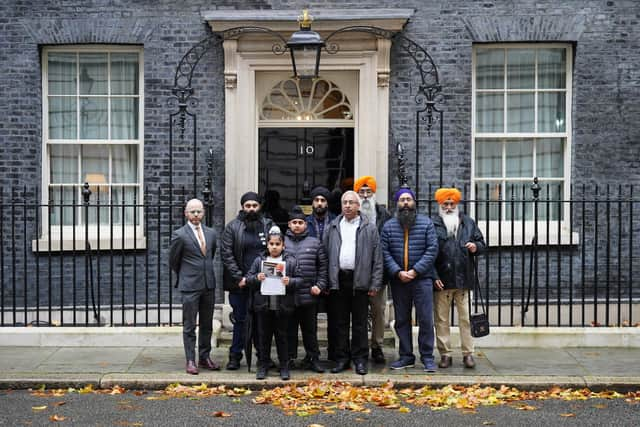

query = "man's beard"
[[313, 205, 327, 217], [242, 211, 261, 230], [439, 206, 459, 237], [397, 206, 417, 228], [360, 195, 377, 224]]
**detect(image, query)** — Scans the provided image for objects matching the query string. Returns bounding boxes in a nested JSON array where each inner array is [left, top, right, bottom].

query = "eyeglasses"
[[188, 209, 203, 215]]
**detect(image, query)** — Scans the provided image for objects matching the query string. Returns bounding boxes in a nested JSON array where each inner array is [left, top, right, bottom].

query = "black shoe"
[[371, 348, 386, 364], [355, 361, 367, 375], [256, 366, 267, 380], [330, 361, 350, 374], [226, 357, 240, 371], [308, 358, 325, 373], [280, 367, 290, 381]]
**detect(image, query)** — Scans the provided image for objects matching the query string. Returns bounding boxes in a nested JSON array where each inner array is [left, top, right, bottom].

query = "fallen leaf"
[[308, 424, 325, 427], [399, 407, 411, 413], [31, 406, 47, 411], [53, 402, 66, 407], [49, 414, 66, 422], [212, 411, 232, 418], [78, 384, 94, 394], [592, 404, 606, 409], [560, 413, 576, 417], [133, 391, 147, 396], [482, 422, 496, 426]]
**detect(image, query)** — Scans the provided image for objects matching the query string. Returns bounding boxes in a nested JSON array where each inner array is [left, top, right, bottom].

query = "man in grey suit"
[[169, 198, 221, 375]]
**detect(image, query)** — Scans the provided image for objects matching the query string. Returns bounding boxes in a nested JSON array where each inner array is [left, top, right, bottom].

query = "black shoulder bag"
[[469, 258, 490, 337]]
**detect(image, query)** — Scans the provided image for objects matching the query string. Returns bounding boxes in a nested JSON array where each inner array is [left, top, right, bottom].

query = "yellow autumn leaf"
[[31, 405, 47, 411], [78, 384, 94, 394], [560, 413, 576, 417], [399, 407, 411, 413], [49, 414, 67, 421]]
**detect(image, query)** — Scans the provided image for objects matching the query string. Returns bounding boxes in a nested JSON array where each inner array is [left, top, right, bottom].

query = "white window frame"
[[471, 43, 575, 246], [36, 45, 145, 251]]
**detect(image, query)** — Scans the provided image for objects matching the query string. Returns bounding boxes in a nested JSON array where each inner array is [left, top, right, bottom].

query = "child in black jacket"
[[247, 226, 302, 380]]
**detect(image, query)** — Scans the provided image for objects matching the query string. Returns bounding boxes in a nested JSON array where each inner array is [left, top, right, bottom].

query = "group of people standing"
[[169, 176, 486, 380]]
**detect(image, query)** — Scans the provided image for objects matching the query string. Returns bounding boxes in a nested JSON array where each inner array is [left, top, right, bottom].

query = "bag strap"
[[469, 257, 487, 314]]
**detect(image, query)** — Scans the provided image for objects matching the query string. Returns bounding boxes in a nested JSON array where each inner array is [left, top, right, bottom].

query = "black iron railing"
[[0, 183, 638, 327]]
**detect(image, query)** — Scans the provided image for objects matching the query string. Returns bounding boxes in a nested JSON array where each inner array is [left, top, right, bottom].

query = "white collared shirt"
[[188, 221, 205, 247], [339, 215, 360, 270]]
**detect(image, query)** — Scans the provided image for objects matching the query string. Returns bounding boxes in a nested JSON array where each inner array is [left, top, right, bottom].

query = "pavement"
[[1, 345, 640, 391]]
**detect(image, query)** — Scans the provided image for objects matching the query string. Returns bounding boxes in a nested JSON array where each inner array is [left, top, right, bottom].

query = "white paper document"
[[260, 260, 286, 295]]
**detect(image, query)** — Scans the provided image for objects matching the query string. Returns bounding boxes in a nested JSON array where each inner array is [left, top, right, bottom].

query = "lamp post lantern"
[[286, 10, 325, 79]]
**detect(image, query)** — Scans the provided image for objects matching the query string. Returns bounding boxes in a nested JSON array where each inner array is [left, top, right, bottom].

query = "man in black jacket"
[[169, 199, 220, 375], [221, 191, 273, 370], [432, 188, 486, 369], [285, 206, 328, 373]]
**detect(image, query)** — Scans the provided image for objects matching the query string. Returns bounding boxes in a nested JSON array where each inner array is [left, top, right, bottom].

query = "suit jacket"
[[169, 223, 217, 292]]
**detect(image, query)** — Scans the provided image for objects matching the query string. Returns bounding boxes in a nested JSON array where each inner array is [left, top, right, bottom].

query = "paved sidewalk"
[[1, 346, 640, 391]]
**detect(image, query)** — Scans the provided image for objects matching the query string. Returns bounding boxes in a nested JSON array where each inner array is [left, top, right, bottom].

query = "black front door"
[[258, 127, 354, 223]]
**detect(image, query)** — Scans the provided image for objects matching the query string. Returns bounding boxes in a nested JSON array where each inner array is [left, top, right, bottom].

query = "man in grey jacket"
[[169, 199, 220, 375], [323, 191, 383, 375]]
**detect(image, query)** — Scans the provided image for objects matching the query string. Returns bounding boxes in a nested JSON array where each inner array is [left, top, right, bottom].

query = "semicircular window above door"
[[260, 78, 353, 121]]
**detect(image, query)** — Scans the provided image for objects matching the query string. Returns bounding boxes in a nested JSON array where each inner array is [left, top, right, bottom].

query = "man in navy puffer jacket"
[[381, 187, 439, 372], [285, 206, 328, 373]]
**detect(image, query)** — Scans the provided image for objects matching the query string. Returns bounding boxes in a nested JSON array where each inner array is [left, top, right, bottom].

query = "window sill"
[[32, 237, 147, 252], [477, 222, 580, 247]]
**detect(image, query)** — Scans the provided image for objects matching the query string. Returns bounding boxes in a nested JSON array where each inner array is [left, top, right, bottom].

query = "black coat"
[[221, 212, 273, 293], [169, 223, 216, 292], [432, 213, 486, 290], [246, 252, 302, 314], [284, 229, 328, 306]]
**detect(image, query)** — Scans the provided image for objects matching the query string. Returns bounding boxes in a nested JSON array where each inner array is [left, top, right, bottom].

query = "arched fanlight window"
[[260, 78, 353, 121]]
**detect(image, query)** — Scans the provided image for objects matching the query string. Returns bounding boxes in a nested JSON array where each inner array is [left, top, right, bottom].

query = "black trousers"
[[256, 309, 290, 369], [287, 303, 320, 360], [181, 287, 214, 362], [329, 271, 369, 364]]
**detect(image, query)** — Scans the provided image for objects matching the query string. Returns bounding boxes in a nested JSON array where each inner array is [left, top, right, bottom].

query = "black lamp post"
[[286, 10, 325, 79]]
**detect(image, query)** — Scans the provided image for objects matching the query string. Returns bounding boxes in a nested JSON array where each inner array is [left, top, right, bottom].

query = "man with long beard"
[[432, 188, 486, 369], [221, 191, 273, 370], [381, 188, 439, 372], [353, 176, 391, 364]]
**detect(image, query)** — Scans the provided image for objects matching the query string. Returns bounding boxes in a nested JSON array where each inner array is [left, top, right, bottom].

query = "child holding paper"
[[246, 226, 302, 380]]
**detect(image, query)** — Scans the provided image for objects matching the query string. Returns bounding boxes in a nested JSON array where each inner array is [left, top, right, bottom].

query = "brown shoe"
[[438, 355, 452, 369], [186, 360, 199, 375], [463, 355, 475, 369], [199, 357, 221, 371]]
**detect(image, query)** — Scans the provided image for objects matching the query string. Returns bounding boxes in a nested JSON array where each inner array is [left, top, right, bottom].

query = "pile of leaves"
[[26, 381, 640, 420]]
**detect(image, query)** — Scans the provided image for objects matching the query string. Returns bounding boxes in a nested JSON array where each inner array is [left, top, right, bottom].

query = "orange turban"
[[354, 176, 377, 193], [434, 188, 462, 204]]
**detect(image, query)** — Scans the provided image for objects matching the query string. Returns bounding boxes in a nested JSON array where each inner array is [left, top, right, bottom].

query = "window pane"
[[476, 93, 503, 132], [538, 92, 566, 132], [505, 181, 533, 220], [86, 185, 110, 226], [48, 187, 77, 226], [111, 53, 139, 95], [538, 181, 564, 221], [112, 145, 138, 183], [476, 49, 504, 89], [475, 181, 502, 221], [537, 138, 564, 178], [48, 53, 76, 95], [111, 98, 138, 139], [49, 97, 76, 139], [507, 93, 534, 132], [538, 48, 566, 89], [81, 145, 109, 185], [50, 145, 78, 184], [79, 53, 108, 95], [475, 139, 502, 178], [507, 49, 535, 89], [112, 186, 138, 225], [505, 139, 533, 177], [80, 97, 108, 139]]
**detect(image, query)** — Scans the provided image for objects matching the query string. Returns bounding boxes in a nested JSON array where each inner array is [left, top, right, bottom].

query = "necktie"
[[195, 225, 206, 255]]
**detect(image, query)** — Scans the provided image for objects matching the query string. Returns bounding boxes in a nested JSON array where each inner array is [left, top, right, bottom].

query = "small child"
[[247, 226, 302, 380]]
